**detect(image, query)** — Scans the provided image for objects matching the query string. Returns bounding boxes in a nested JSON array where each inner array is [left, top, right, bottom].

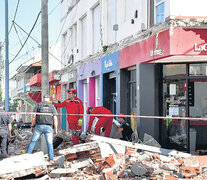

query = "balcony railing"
[[29, 73, 41, 87]]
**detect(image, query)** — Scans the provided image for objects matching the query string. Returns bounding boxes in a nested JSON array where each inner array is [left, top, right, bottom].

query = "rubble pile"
[[2, 134, 207, 179]]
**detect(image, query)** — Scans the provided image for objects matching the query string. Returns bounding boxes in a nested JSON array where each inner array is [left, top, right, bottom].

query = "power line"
[[13, 21, 66, 66], [9, 11, 41, 65], [9, 1, 61, 51], [2, 0, 21, 47]]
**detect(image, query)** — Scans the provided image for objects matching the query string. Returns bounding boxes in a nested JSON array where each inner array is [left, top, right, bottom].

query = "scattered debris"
[[3, 133, 207, 179]]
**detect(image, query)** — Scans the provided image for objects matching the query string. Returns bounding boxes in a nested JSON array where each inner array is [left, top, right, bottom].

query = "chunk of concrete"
[[50, 168, 78, 178], [0, 152, 47, 179]]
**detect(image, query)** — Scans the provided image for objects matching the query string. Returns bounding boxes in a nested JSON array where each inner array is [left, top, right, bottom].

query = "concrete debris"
[[0, 152, 47, 179], [3, 132, 207, 179], [143, 133, 161, 148]]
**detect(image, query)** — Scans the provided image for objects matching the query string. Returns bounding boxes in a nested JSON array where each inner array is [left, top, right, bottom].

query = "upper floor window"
[[155, 0, 165, 24], [93, 4, 101, 53]]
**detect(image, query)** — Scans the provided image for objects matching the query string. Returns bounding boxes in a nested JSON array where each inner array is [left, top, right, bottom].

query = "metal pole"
[[5, 0, 9, 111], [41, 0, 49, 154], [41, 0, 49, 99], [0, 42, 2, 84]]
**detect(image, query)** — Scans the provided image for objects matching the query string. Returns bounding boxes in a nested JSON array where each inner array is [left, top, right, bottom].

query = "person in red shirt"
[[87, 106, 113, 137], [53, 88, 83, 145]]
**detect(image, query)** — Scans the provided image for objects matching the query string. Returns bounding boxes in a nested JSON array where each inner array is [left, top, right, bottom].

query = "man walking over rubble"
[[87, 106, 113, 137], [26, 95, 58, 163], [0, 100, 12, 159], [53, 88, 84, 145], [113, 113, 133, 141]]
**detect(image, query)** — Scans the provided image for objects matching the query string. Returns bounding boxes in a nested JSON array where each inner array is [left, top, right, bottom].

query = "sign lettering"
[[194, 43, 207, 52], [104, 59, 113, 68]]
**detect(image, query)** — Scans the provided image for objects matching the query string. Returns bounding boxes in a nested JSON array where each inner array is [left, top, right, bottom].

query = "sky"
[[0, 0, 61, 78]]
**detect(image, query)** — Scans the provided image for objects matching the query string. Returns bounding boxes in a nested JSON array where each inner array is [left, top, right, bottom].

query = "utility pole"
[[0, 42, 2, 86], [5, 0, 9, 111], [41, 0, 49, 98], [41, 0, 49, 154]]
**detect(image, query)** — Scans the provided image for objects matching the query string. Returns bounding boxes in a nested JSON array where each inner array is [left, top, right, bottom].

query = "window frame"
[[154, 0, 165, 24]]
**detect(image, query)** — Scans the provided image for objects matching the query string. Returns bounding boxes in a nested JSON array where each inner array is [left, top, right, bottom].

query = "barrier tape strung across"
[[1, 111, 207, 121]]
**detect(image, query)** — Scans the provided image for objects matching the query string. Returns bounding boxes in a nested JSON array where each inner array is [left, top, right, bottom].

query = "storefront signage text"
[[150, 33, 164, 56], [104, 59, 113, 68], [194, 43, 207, 52], [150, 49, 164, 56]]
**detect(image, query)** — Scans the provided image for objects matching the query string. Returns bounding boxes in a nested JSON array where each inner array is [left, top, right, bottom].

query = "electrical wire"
[[9, 11, 41, 65], [2, 0, 21, 47], [9, 1, 61, 51], [13, 21, 66, 66]]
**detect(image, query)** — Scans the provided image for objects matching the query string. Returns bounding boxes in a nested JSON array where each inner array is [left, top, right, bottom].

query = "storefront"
[[119, 28, 207, 152], [77, 59, 101, 132], [59, 70, 77, 131], [101, 51, 119, 115]]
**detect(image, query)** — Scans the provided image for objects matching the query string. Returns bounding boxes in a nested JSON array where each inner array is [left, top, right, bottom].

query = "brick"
[[152, 153, 160, 160], [181, 166, 197, 178], [65, 153, 77, 161], [149, 177, 161, 180], [177, 158, 183, 164], [105, 155, 115, 167], [103, 169, 114, 180], [164, 174, 178, 180], [196, 156, 207, 166]]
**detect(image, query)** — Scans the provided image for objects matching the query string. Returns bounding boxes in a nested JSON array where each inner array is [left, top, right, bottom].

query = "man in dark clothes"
[[26, 95, 58, 163], [113, 113, 133, 141], [0, 100, 12, 159]]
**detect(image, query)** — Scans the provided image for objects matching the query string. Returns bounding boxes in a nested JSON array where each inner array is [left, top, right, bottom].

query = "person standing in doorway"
[[0, 100, 12, 159], [87, 106, 113, 137], [53, 88, 84, 145], [26, 95, 58, 163]]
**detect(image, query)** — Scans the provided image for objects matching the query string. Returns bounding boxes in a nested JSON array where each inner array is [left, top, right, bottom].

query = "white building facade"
[[59, 0, 207, 152]]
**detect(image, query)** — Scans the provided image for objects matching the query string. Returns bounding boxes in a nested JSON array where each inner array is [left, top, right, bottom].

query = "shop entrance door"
[[162, 79, 187, 151], [189, 79, 207, 151], [103, 72, 116, 115]]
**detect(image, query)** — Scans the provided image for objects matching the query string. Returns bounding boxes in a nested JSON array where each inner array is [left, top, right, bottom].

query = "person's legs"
[[103, 116, 113, 137], [69, 122, 81, 145], [0, 130, 9, 159], [94, 118, 104, 135], [26, 125, 42, 154], [43, 125, 54, 161]]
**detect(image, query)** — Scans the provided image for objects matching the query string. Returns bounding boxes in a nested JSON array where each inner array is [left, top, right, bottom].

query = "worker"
[[113, 113, 133, 141], [26, 95, 58, 163], [87, 106, 113, 137], [0, 100, 12, 159], [53, 88, 83, 145]]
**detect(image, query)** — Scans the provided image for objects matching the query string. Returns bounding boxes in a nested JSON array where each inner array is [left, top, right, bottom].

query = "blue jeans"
[[26, 125, 54, 160]]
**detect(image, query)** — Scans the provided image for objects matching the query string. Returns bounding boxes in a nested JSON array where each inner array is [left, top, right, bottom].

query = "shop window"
[[163, 64, 186, 78], [190, 64, 207, 76], [154, 0, 165, 24]]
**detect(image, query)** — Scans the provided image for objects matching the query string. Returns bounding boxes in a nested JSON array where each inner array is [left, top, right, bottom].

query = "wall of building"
[[170, 0, 207, 17]]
